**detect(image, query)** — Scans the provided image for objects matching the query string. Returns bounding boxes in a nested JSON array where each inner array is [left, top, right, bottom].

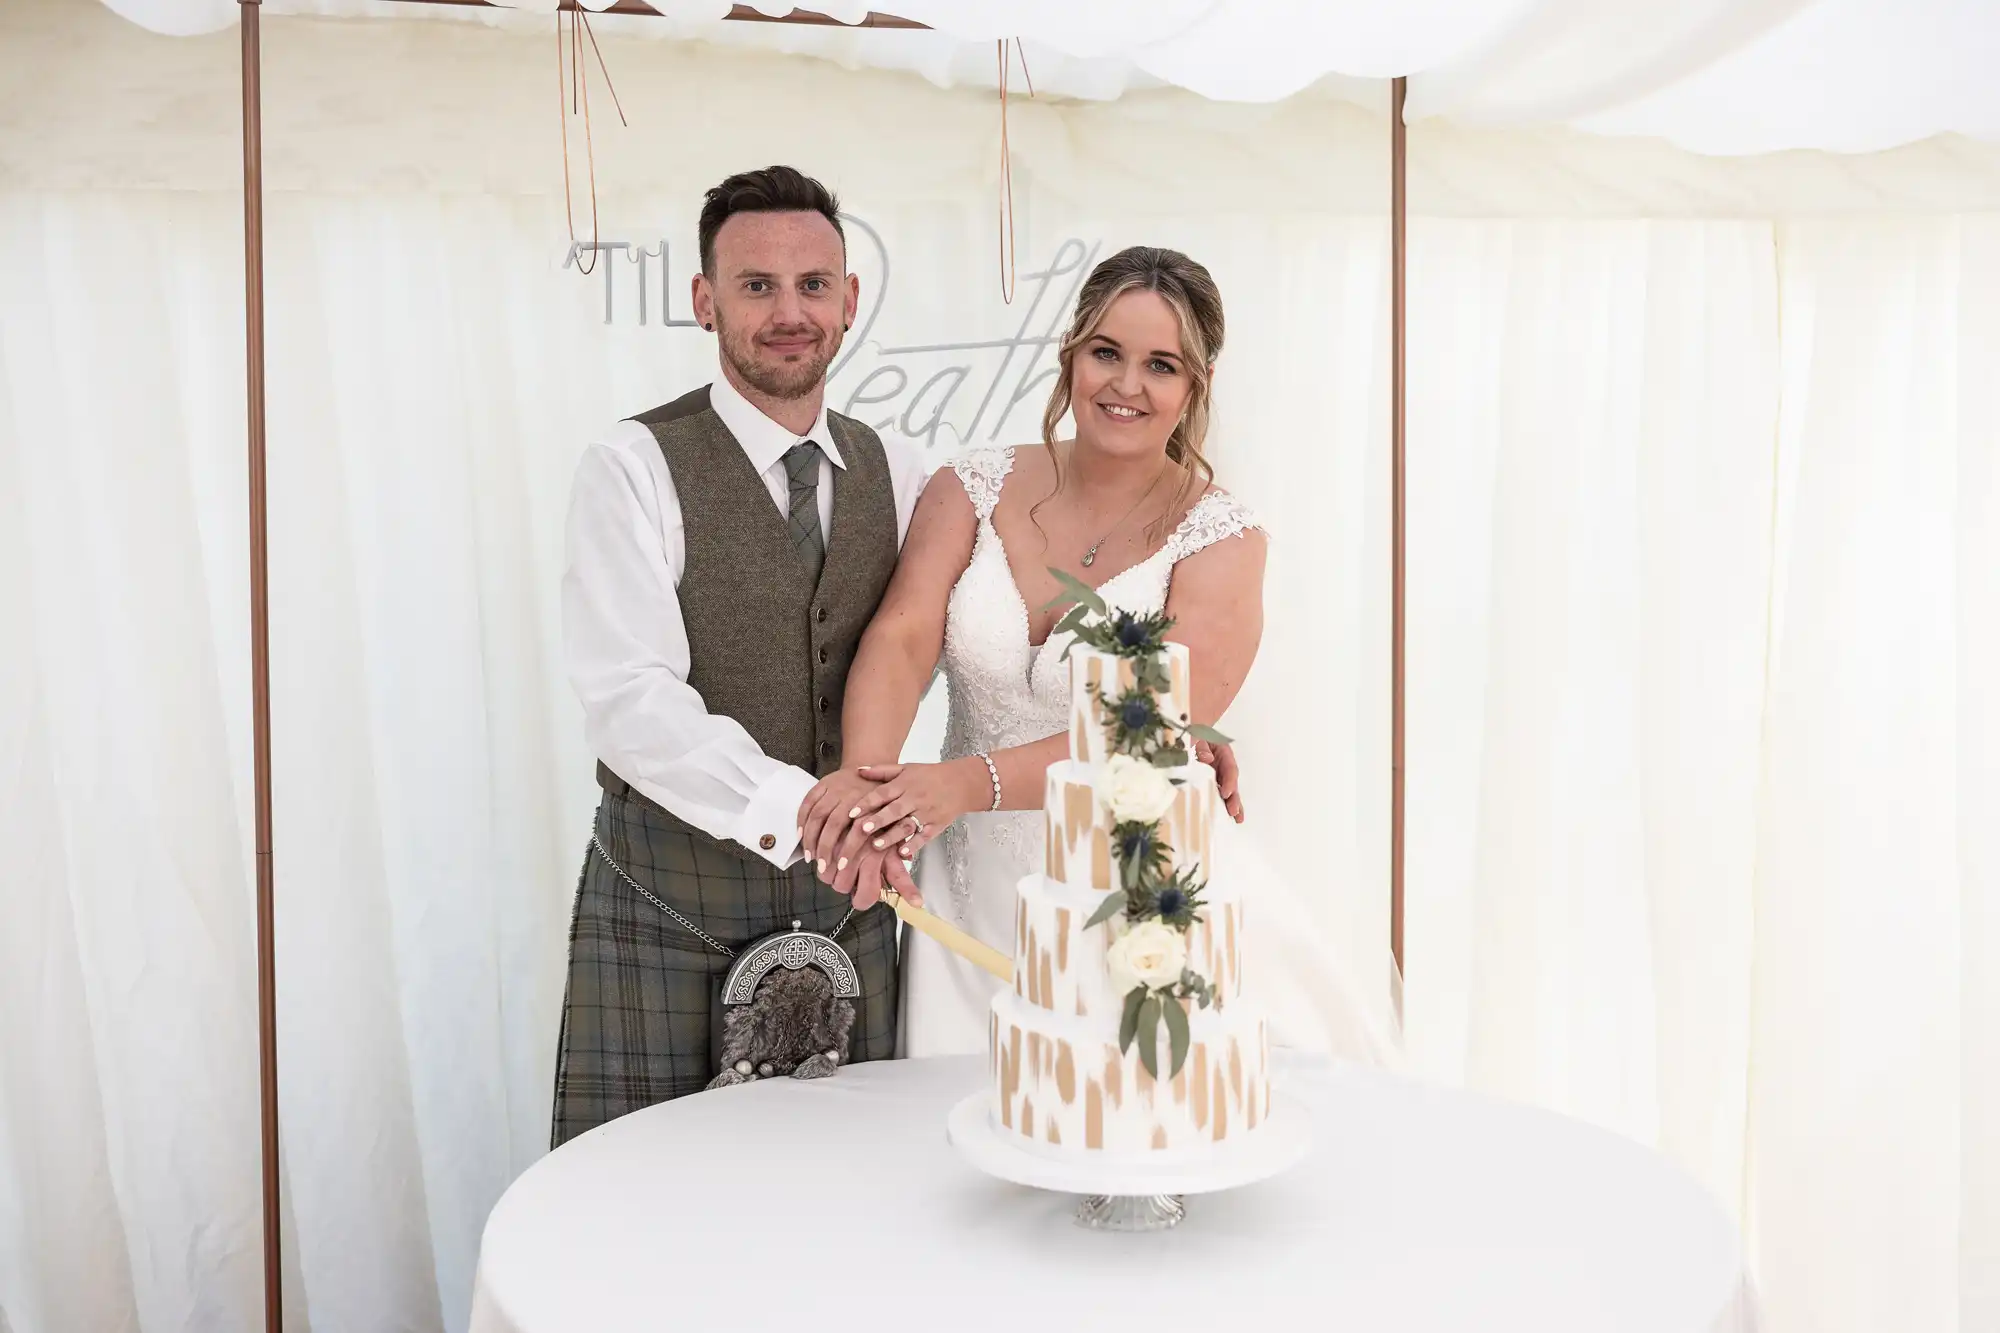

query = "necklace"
[[1078, 459, 1170, 568]]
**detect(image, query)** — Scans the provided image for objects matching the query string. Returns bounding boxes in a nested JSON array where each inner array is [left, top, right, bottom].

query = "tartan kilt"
[[550, 786, 899, 1148]]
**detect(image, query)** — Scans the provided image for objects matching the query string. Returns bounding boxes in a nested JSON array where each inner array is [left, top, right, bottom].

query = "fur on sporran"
[[707, 965, 857, 1089]]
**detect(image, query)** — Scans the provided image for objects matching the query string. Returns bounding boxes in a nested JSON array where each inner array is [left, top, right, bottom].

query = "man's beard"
[[719, 322, 841, 401]]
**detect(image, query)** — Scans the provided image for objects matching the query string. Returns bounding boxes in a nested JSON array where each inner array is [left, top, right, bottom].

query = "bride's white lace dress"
[[896, 446, 1399, 1065]]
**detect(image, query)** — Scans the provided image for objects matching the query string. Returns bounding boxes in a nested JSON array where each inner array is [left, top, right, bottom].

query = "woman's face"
[[1068, 289, 1195, 462]]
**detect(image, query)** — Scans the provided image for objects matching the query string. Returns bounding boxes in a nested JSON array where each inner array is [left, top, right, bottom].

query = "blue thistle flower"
[[1156, 886, 1188, 918], [1114, 615, 1152, 648], [1119, 698, 1153, 731]]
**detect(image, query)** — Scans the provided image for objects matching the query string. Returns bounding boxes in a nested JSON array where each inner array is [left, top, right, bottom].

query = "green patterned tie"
[[782, 441, 825, 581]]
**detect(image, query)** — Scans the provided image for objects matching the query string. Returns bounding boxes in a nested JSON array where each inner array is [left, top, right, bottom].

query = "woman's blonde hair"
[[1038, 245, 1225, 544]]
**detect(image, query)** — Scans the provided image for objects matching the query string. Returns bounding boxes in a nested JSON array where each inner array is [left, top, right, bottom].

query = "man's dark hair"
[[698, 166, 844, 276]]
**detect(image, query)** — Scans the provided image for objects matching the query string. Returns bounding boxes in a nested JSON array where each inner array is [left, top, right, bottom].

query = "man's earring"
[[704, 323, 714, 331]]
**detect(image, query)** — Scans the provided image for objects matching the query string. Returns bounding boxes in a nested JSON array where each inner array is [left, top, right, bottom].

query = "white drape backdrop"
[[1405, 213, 2000, 1333], [4, 2, 1998, 1331]]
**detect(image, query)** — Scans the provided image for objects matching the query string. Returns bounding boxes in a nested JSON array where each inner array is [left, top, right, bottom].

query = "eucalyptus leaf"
[[1085, 890, 1125, 931], [1151, 747, 1189, 769], [1051, 604, 1093, 638], [1162, 994, 1191, 1076], [1042, 566, 1108, 617], [1184, 722, 1235, 746], [1119, 987, 1146, 1053], [1137, 996, 1162, 1081]]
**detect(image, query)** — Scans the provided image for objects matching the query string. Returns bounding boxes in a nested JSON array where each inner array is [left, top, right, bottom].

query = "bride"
[[798, 245, 1398, 1063]]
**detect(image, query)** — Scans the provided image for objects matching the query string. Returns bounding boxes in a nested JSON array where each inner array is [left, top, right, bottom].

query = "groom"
[[550, 166, 931, 1146]]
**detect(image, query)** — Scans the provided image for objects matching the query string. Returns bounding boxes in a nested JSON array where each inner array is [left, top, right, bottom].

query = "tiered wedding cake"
[[987, 602, 1272, 1158]]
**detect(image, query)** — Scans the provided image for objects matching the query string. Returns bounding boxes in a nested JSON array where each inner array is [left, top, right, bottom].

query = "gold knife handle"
[[880, 889, 1011, 982]]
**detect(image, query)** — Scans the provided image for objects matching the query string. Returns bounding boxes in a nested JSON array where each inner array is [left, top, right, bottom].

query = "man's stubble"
[[717, 316, 843, 404]]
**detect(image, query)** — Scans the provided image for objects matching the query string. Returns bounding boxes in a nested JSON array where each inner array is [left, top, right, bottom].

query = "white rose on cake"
[[1105, 919, 1188, 994], [1096, 754, 1177, 824]]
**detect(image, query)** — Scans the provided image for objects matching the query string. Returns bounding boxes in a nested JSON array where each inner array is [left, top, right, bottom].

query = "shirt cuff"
[[734, 765, 820, 868]]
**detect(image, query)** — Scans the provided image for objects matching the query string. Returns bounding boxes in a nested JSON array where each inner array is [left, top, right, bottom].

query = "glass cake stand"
[[945, 1091, 1311, 1231], [1073, 1194, 1187, 1232]]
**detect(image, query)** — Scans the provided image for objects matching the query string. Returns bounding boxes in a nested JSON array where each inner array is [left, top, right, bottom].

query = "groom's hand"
[[1196, 739, 1246, 823]]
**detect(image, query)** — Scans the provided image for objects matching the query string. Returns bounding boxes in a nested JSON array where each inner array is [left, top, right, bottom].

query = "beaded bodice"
[[932, 446, 1260, 919]]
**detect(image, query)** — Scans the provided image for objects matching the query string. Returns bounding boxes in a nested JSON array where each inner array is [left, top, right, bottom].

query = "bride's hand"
[[827, 759, 984, 893], [1195, 738, 1246, 823], [798, 766, 886, 883], [847, 842, 923, 911]]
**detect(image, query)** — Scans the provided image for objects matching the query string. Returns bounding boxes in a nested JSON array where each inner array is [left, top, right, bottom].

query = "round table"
[[469, 1056, 1755, 1333]]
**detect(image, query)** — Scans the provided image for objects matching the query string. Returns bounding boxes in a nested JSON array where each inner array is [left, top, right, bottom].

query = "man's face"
[[695, 210, 857, 401]]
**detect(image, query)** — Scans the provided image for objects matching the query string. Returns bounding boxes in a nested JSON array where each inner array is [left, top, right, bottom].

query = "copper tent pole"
[[1389, 75, 1408, 1004], [238, 3, 282, 1331]]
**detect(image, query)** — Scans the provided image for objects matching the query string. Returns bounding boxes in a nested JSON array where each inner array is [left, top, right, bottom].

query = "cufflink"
[[759, 834, 777, 851]]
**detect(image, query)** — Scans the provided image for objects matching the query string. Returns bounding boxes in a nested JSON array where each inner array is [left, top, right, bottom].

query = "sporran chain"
[[589, 832, 857, 958]]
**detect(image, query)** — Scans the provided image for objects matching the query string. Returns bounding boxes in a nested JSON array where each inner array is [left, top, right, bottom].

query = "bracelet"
[[974, 752, 1002, 811]]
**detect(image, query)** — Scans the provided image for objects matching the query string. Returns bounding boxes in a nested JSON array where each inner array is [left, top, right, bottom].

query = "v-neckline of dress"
[[986, 515, 1178, 655]]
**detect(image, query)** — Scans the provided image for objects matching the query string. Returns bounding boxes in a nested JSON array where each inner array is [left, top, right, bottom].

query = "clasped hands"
[[794, 741, 1244, 913], [797, 758, 990, 910]]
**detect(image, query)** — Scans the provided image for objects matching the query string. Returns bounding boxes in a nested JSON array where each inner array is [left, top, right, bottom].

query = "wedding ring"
[[907, 816, 926, 838]]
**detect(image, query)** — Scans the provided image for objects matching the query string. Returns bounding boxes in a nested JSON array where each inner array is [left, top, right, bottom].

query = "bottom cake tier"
[[987, 992, 1271, 1159]]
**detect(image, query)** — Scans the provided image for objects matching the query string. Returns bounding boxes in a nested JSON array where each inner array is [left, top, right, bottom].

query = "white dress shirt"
[[563, 372, 932, 867]]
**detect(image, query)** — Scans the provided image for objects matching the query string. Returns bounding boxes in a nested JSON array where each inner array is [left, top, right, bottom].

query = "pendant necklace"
[[1079, 459, 1171, 568]]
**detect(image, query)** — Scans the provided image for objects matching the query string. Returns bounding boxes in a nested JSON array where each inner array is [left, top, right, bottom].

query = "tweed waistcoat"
[[604, 385, 899, 791]]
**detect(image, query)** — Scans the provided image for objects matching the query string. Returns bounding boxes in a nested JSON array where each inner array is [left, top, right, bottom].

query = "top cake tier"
[[1067, 643, 1193, 767]]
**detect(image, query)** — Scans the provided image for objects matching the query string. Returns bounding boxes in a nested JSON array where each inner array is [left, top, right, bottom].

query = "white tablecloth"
[[470, 1057, 1756, 1333]]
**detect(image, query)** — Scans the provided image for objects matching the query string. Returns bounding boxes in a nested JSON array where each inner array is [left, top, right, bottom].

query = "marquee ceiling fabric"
[[94, 0, 2000, 155]]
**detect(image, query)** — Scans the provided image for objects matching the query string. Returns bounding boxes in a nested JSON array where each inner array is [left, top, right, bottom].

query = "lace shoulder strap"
[[1163, 487, 1263, 564], [950, 446, 1017, 523]]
